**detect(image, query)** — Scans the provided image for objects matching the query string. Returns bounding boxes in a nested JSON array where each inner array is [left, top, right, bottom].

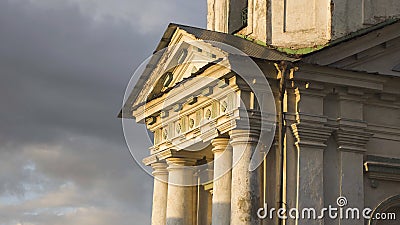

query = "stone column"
[[197, 164, 213, 225], [166, 158, 197, 225], [151, 162, 169, 225], [211, 137, 232, 225], [198, 185, 212, 225], [230, 129, 262, 225]]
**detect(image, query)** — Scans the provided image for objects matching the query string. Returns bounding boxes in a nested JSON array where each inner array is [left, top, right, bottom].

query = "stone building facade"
[[121, 1, 400, 224]]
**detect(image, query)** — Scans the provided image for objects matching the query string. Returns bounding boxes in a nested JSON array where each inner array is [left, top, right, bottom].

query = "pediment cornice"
[[127, 29, 229, 121]]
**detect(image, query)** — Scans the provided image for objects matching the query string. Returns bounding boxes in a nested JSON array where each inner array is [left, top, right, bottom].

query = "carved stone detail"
[[364, 155, 400, 182], [335, 119, 373, 153], [291, 114, 334, 149]]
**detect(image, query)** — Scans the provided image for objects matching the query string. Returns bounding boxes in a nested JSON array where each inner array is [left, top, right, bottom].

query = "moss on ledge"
[[234, 34, 327, 55], [234, 34, 268, 47], [275, 45, 327, 55]]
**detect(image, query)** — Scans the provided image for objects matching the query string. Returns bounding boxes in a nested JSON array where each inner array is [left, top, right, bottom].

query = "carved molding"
[[367, 123, 400, 141], [211, 137, 230, 153], [335, 119, 373, 154], [291, 113, 334, 149], [229, 129, 261, 146], [364, 155, 400, 182], [151, 162, 169, 177]]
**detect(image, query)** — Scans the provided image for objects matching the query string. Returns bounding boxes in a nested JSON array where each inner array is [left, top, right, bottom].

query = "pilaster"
[[291, 116, 333, 225], [290, 83, 333, 225], [335, 91, 373, 225]]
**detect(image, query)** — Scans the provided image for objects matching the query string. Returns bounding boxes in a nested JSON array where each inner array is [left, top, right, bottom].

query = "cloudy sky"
[[0, 0, 205, 224]]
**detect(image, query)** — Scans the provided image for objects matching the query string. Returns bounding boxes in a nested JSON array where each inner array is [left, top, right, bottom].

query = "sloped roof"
[[303, 18, 400, 58], [158, 23, 298, 62], [302, 19, 400, 65], [300, 19, 400, 77]]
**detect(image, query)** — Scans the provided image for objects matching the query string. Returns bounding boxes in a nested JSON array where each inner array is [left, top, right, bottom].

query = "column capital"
[[229, 129, 260, 146], [211, 137, 231, 153], [291, 114, 334, 149], [151, 162, 168, 176], [335, 119, 373, 153], [166, 157, 197, 168]]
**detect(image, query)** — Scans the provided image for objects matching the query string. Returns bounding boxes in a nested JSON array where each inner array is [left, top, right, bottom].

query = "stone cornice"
[[149, 105, 274, 154], [294, 63, 385, 91], [149, 109, 240, 153], [364, 155, 400, 182], [367, 123, 400, 141]]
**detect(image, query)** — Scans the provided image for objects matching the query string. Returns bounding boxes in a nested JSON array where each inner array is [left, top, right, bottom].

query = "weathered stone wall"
[[283, 64, 400, 224], [208, 0, 400, 49]]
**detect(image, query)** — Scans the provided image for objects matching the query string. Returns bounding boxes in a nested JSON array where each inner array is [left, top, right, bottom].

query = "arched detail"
[[369, 194, 400, 225]]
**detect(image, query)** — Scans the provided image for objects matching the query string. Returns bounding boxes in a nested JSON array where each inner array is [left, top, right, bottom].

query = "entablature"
[[142, 71, 275, 154]]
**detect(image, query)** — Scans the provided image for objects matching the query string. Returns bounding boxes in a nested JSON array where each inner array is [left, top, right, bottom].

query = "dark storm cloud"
[[0, 0, 150, 146], [0, 0, 206, 224], [0, 0, 206, 146]]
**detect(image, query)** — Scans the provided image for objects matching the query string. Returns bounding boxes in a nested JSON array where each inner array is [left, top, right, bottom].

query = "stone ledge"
[[364, 155, 400, 182]]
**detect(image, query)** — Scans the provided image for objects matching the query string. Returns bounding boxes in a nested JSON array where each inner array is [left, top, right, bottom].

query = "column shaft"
[[151, 163, 169, 225], [166, 158, 197, 225], [230, 129, 262, 225], [198, 186, 212, 225], [211, 137, 232, 225]]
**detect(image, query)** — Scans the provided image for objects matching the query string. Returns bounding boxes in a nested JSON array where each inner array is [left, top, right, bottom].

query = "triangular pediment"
[[121, 26, 229, 120], [120, 23, 296, 120], [132, 29, 228, 109], [303, 20, 400, 77]]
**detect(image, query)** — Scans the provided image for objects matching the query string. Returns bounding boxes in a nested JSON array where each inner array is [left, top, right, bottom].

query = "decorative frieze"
[[149, 92, 241, 151]]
